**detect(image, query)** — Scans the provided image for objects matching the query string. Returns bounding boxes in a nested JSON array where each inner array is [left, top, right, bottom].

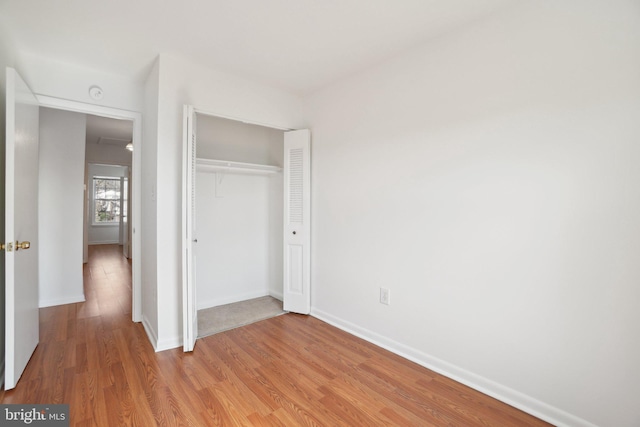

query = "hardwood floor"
[[1, 244, 550, 426]]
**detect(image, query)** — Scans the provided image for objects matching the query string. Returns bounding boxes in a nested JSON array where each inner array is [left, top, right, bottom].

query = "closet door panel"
[[283, 129, 311, 314], [182, 105, 198, 352]]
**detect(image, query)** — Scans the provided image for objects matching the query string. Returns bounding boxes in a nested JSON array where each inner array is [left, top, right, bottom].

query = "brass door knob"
[[16, 241, 31, 250]]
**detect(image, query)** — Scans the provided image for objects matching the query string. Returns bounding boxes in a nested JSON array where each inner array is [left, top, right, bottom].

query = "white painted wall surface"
[[305, 2, 640, 427], [15, 52, 143, 112], [196, 172, 281, 308], [86, 164, 128, 245], [152, 53, 304, 349], [141, 59, 160, 347], [197, 115, 284, 166], [38, 107, 86, 307]]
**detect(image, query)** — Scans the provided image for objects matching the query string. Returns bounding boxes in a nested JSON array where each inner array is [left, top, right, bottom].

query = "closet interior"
[[195, 114, 286, 336]]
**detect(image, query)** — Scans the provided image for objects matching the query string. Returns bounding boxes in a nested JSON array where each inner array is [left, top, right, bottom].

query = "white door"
[[283, 129, 311, 314], [4, 67, 40, 389], [182, 105, 197, 351]]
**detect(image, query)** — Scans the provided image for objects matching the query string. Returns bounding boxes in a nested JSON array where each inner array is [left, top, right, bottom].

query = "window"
[[93, 177, 121, 224]]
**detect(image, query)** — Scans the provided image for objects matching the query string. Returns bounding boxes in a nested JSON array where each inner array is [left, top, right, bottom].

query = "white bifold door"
[[181, 106, 311, 352], [4, 67, 40, 389], [282, 129, 311, 314], [182, 105, 198, 352]]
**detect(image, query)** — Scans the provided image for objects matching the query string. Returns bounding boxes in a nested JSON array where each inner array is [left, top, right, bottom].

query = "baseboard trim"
[[310, 308, 597, 427], [39, 294, 85, 308], [142, 315, 159, 351], [155, 336, 183, 352], [269, 290, 283, 301], [142, 316, 180, 352], [197, 290, 270, 310]]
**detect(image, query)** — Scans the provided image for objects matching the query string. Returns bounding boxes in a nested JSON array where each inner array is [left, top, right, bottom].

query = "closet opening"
[[195, 115, 286, 338], [182, 107, 311, 351]]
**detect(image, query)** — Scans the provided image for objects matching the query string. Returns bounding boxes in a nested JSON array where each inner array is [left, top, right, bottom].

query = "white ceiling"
[[0, 0, 511, 95]]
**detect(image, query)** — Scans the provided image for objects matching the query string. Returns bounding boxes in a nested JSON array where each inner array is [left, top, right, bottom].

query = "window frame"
[[91, 176, 123, 226]]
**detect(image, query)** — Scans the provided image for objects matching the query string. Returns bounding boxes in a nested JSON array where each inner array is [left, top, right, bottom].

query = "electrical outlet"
[[380, 288, 390, 305]]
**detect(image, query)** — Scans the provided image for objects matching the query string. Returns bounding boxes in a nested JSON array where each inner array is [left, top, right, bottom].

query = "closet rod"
[[196, 158, 282, 175]]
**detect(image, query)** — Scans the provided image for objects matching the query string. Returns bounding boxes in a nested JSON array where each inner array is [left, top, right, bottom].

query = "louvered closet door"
[[283, 129, 311, 314]]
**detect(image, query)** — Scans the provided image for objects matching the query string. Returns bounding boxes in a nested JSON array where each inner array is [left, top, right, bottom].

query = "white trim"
[[88, 240, 120, 245], [310, 308, 599, 427], [36, 95, 143, 323], [143, 314, 182, 353], [39, 294, 86, 308], [191, 107, 292, 131], [142, 315, 158, 351], [156, 335, 183, 353], [269, 290, 283, 301]]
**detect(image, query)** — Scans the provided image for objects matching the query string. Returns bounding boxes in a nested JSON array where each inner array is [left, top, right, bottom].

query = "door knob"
[[15, 241, 31, 250]]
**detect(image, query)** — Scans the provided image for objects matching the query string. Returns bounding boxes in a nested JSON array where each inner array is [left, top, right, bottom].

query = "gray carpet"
[[197, 296, 285, 338]]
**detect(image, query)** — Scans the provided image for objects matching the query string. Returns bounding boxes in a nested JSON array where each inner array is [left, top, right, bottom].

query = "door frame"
[[37, 95, 143, 322]]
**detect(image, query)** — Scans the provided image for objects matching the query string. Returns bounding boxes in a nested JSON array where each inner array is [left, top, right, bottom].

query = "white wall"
[[196, 173, 281, 308], [305, 2, 640, 427], [197, 115, 284, 166], [38, 108, 86, 307], [150, 53, 304, 350], [86, 164, 128, 245], [16, 52, 144, 112], [141, 58, 160, 346]]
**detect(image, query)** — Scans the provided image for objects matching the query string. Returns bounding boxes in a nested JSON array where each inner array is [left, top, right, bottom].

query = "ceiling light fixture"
[[125, 142, 133, 151]]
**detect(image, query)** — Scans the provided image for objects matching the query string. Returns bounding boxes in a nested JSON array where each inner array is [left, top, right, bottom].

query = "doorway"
[[37, 96, 142, 322]]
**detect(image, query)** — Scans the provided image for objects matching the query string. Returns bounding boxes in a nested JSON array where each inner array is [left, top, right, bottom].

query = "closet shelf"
[[196, 158, 282, 175]]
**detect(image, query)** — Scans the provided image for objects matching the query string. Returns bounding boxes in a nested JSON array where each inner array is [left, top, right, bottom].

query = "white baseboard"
[[142, 315, 159, 351], [269, 290, 283, 301], [88, 240, 120, 245], [197, 290, 270, 310], [142, 315, 182, 352], [310, 308, 598, 427], [39, 294, 85, 308], [156, 335, 183, 352]]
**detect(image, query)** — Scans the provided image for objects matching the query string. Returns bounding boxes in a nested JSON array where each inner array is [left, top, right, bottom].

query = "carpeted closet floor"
[[197, 296, 285, 338]]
